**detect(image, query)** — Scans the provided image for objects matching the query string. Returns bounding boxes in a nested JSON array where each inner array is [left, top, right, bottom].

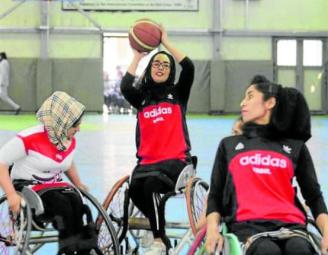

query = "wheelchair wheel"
[[187, 226, 206, 255], [186, 178, 209, 236], [0, 195, 32, 255], [102, 175, 131, 243], [80, 190, 120, 255], [102, 176, 147, 254]]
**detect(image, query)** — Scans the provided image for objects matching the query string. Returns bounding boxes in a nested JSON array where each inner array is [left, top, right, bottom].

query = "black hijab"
[[243, 75, 311, 142], [270, 86, 311, 142], [140, 51, 176, 100]]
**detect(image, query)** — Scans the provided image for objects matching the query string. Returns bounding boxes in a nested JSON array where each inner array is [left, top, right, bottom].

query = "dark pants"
[[13, 181, 99, 255], [246, 237, 315, 255], [129, 160, 186, 247], [41, 189, 84, 239], [229, 221, 316, 255]]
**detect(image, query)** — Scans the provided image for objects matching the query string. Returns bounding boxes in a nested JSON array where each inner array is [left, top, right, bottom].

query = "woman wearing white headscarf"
[[0, 91, 96, 255]]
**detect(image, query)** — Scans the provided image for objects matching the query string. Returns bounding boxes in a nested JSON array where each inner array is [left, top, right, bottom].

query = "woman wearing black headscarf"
[[205, 75, 328, 255], [120, 25, 194, 255]]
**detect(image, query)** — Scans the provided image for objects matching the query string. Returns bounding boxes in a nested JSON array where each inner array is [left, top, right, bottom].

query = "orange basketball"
[[129, 19, 162, 52]]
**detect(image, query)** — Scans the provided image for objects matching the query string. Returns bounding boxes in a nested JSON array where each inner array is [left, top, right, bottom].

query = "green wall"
[[221, 37, 272, 60], [1, 0, 328, 59], [0, 0, 213, 59], [223, 0, 328, 31], [49, 34, 102, 58], [0, 58, 102, 112], [0, 33, 40, 58], [1, 0, 327, 113]]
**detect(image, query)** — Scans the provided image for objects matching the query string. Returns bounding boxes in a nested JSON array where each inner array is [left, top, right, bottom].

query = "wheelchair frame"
[[186, 177, 209, 236], [0, 184, 120, 255], [186, 182, 323, 255], [102, 164, 209, 255], [187, 220, 322, 255]]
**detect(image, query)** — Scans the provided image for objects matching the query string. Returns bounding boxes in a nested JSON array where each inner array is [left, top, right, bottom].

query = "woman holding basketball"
[[120, 25, 194, 255]]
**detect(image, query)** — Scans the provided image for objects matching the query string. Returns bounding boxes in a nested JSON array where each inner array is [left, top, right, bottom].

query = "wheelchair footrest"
[[128, 217, 151, 230], [128, 217, 190, 231]]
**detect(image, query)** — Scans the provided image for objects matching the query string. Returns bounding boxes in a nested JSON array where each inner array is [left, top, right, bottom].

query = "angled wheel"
[[187, 226, 206, 255], [80, 190, 120, 255], [102, 176, 147, 254], [102, 175, 131, 244], [0, 195, 32, 255], [186, 178, 209, 236]]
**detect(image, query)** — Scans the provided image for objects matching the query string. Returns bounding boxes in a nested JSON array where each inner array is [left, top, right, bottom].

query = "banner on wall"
[[62, 0, 199, 11]]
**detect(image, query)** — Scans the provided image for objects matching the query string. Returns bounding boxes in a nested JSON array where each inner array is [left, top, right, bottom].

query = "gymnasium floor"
[[0, 113, 327, 254]]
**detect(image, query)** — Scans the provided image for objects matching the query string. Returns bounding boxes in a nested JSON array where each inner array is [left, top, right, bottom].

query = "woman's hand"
[[158, 24, 185, 63], [132, 49, 148, 61], [128, 49, 148, 76], [7, 192, 21, 214], [159, 24, 169, 46], [315, 213, 328, 254], [205, 227, 224, 254], [76, 183, 89, 192], [321, 234, 328, 254]]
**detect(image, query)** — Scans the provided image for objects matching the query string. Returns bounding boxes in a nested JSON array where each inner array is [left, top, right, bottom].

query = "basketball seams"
[[133, 27, 160, 46], [134, 19, 161, 29], [129, 19, 161, 52], [129, 28, 156, 51]]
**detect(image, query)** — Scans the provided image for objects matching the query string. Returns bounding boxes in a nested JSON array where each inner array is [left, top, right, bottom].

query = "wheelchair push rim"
[[0, 195, 32, 255]]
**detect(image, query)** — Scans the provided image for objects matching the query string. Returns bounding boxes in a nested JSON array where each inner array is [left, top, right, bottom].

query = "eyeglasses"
[[151, 61, 170, 70]]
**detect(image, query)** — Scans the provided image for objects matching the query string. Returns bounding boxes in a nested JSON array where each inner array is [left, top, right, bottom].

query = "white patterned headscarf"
[[36, 91, 85, 151]]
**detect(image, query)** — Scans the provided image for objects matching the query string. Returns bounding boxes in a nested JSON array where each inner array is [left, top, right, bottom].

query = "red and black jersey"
[[207, 124, 327, 225], [136, 100, 190, 164], [121, 57, 194, 165]]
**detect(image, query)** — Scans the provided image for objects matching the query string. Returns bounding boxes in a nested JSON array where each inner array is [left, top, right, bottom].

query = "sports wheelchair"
[[0, 182, 120, 255], [102, 161, 209, 255], [188, 213, 322, 255]]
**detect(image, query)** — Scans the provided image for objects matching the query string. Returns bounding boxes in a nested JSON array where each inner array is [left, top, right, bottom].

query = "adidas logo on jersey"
[[240, 153, 287, 168], [143, 106, 172, 119], [235, 142, 244, 150], [282, 145, 292, 154]]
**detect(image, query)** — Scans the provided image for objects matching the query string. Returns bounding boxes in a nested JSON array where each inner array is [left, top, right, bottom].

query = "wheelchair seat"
[[22, 185, 45, 216], [22, 182, 78, 217], [174, 164, 196, 192], [21, 182, 85, 232]]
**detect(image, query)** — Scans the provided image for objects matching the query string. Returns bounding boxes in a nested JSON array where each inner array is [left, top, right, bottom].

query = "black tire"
[[102, 176, 131, 243], [102, 176, 147, 254], [80, 190, 120, 255], [186, 178, 209, 236]]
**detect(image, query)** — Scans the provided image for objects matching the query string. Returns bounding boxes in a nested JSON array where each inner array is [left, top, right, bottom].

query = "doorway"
[[102, 33, 157, 113]]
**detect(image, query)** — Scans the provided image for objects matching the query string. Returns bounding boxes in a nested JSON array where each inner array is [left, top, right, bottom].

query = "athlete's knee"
[[129, 177, 143, 194], [247, 238, 282, 255], [144, 176, 168, 193], [283, 237, 314, 255]]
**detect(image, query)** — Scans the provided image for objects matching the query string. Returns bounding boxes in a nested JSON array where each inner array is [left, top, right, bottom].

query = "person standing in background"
[[0, 52, 21, 114]]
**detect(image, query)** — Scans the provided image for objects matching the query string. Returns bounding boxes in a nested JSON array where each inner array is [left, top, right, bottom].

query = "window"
[[277, 40, 297, 66], [303, 40, 322, 67]]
